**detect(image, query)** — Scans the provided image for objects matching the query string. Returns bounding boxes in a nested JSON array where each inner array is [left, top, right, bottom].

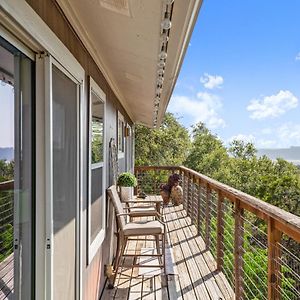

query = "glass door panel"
[[52, 64, 78, 300], [0, 38, 34, 299]]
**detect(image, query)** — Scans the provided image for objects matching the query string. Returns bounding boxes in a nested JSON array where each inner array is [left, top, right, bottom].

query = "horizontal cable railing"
[[135, 166, 300, 300], [0, 180, 14, 296]]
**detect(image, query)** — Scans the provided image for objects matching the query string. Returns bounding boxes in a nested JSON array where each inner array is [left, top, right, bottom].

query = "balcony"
[[1, 167, 300, 299], [103, 166, 300, 300], [0, 180, 14, 299]]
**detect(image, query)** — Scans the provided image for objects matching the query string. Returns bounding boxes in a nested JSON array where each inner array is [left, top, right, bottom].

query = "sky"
[[167, 0, 300, 149], [0, 83, 14, 148]]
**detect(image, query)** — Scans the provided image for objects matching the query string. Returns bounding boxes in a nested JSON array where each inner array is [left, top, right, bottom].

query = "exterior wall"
[[21, 0, 134, 298]]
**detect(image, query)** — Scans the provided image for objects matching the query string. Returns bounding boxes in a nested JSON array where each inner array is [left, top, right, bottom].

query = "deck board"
[[0, 254, 14, 300], [102, 200, 234, 299]]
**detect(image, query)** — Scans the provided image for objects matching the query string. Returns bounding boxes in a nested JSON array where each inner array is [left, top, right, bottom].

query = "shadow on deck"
[[102, 203, 234, 300]]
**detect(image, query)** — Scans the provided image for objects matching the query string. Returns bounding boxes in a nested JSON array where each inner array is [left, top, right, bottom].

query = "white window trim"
[[88, 76, 106, 264], [117, 111, 125, 159]]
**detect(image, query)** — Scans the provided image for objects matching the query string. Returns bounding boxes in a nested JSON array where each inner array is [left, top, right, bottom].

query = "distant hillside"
[[0, 147, 14, 161], [257, 146, 300, 165]]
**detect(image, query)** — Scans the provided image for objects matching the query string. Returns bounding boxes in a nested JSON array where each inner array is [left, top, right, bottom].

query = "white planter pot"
[[120, 186, 133, 202]]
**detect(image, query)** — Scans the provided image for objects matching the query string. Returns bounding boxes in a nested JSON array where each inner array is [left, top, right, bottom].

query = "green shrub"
[[117, 172, 137, 187]]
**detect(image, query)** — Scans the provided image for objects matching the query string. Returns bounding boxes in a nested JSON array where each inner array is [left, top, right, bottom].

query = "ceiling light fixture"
[[161, 18, 172, 30], [158, 51, 167, 60], [157, 77, 164, 85], [158, 60, 166, 68], [157, 69, 164, 76], [160, 32, 169, 45], [163, 0, 174, 5], [156, 86, 162, 95]]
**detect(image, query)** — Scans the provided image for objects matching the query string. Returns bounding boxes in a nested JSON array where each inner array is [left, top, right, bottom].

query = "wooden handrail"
[[0, 180, 14, 191], [178, 166, 300, 244], [135, 165, 300, 244], [135, 165, 300, 299]]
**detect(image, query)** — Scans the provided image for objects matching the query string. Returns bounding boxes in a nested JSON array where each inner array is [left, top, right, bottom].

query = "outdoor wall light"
[[161, 18, 172, 30], [159, 51, 167, 60]]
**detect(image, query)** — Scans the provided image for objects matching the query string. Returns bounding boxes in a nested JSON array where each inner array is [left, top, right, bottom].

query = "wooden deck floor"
[[0, 254, 14, 300], [102, 203, 234, 300]]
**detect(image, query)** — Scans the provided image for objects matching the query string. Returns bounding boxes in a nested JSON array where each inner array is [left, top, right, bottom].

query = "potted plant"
[[117, 172, 137, 201]]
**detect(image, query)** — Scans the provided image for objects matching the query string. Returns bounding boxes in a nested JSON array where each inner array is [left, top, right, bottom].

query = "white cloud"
[[256, 139, 277, 148], [296, 52, 300, 61], [247, 90, 298, 119], [168, 92, 225, 129], [228, 134, 277, 148], [278, 123, 300, 145], [200, 73, 224, 89], [229, 134, 256, 144], [226, 122, 300, 149]]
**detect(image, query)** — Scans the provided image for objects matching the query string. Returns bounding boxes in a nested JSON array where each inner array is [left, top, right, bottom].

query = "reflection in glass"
[[92, 117, 103, 164], [90, 87, 104, 246], [91, 91, 104, 164], [52, 65, 77, 299], [0, 40, 33, 299]]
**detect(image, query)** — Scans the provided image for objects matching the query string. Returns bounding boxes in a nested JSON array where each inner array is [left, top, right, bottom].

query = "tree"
[[184, 122, 229, 181], [0, 160, 14, 182], [135, 112, 190, 166]]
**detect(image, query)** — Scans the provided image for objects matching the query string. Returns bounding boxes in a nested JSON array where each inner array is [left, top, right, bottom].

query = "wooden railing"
[[135, 166, 300, 300]]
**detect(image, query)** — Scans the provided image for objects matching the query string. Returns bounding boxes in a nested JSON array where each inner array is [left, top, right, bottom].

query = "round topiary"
[[117, 172, 137, 187]]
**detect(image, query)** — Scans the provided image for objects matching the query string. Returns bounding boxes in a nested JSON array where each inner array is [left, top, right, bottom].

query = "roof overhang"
[[56, 0, 202, 127]]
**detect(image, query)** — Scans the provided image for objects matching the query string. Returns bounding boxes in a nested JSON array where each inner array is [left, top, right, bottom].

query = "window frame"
[[87, 76, 106, 264], [117, 111, 125, 159]]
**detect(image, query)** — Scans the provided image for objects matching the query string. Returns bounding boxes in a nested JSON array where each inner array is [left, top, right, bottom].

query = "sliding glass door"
[[0, 37, 34, 299], [52, 64, 79, 300], [44, 57, 82, 300]]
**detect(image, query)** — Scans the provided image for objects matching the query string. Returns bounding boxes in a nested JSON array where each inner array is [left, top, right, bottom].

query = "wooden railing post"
[[234, 200, 244, 300], [268, 218, 282, 300], [197, 178, 202, 236], [191, 175, 196, 224], [216, 191, 225, 271], [134, 169, 138, 195], [187, 173, 191, 217], [182, 171, 187, 212], [205, 185, 212, 249]]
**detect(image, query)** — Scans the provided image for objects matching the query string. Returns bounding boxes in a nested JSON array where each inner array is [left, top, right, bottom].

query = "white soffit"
[[56, 0, 202, 127]]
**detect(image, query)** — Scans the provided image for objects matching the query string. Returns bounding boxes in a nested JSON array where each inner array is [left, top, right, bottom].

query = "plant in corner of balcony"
[[117, 172, 137, 201], [117, 172, 137, 187]]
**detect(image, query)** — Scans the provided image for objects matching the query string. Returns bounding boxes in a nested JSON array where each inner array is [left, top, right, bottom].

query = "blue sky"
[[0, 83, 14, 148], [168, 0, 300, 148]]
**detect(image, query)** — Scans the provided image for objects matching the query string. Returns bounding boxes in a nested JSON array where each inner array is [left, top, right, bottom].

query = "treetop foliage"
[[135, 115, 300, 216], [135, 112, 190, 166]]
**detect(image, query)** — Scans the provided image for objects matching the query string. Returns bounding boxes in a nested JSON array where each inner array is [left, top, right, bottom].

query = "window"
[[88, 77, 106, 263], [118, 112, 125, 158]]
